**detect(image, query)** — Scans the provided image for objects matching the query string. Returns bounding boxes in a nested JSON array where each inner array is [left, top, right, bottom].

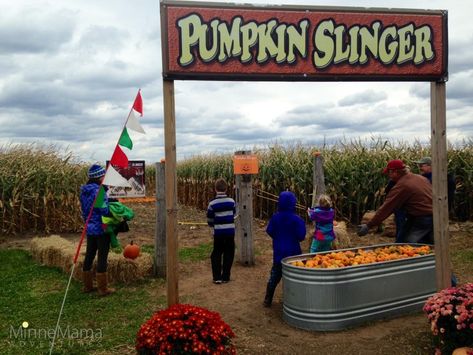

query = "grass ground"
[[0, 204, 472, 354], [2, 244, 472, 354], [0, 241, 217, 355], [0, 249, 165, 355]]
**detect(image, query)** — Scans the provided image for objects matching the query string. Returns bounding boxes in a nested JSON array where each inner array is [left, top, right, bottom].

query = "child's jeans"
[[211, 236, 235, 281], [310, 239, 332, 253], [83, 233, 111, 273], [267, 262, 282, 289]]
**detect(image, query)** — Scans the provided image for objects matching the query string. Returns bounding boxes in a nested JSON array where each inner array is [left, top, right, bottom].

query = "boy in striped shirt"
[[207, 178, 236, 284]]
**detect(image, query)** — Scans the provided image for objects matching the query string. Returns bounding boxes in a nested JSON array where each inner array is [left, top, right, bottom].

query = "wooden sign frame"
[[160, 1, 450, 306]]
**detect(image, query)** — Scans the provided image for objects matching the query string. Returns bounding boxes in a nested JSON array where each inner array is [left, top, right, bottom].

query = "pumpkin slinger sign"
[[161, 2, 447, 82]]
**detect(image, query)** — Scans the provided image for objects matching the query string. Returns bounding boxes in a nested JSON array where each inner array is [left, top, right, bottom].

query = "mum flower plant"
[[136, 304, 236, 354], [423, 283, 473, 353]]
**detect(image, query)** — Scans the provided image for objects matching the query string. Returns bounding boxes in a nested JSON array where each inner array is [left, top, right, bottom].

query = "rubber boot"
[[263, 283, 276, 307], [96, 272, 115, 296], [82, 270, 96, 293]]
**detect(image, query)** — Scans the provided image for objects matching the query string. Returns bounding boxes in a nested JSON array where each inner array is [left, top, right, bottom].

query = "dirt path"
[[172, 224, 434, 354], [2, 203, 472, 354]]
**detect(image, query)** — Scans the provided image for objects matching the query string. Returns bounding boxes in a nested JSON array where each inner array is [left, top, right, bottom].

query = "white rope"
[[49, 262, 76, 355]]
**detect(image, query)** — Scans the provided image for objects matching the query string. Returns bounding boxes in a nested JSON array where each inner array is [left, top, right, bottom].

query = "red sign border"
[[160, 0, 448, 82]]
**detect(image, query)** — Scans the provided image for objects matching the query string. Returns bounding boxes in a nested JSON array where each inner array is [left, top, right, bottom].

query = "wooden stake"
[[234, 150, 255, 266], [163, 79, 178, 305], [154, 161, 166, 278], [311, 152, 326, 207], [431, 81, 451, 290]]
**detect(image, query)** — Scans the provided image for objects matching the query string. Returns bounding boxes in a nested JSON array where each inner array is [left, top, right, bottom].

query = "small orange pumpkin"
[[123, 240, 140, 260]]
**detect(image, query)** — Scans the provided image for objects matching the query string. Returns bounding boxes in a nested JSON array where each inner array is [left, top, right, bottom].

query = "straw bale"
[[305, 221, 352, 250], [30, 235, 153, 284], [361, 211, 396, 238], [333, 221, 351, 249]]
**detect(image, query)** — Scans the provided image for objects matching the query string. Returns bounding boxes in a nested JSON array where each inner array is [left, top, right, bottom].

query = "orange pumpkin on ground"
[[123, 240, 140, 260]]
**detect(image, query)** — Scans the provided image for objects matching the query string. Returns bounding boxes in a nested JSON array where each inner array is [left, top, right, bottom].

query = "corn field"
[[175, 140, 473, 223], [0, 140, 472, 235], [0, 145, 86, 234]]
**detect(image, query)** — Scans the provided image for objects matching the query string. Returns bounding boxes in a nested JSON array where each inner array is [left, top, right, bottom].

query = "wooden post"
[[431, 81, 451, 291], [163, 79, 178, 305], [234, 150, 255, 266], [311, 153, 326, 207], [154, 161, 166, 278]]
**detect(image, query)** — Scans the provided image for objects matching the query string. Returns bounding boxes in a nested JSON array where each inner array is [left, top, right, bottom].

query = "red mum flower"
[[136, 304, 236, 354]]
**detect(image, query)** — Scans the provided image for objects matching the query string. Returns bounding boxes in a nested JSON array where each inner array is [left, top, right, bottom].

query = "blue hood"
[[278, 191, 296, 212]]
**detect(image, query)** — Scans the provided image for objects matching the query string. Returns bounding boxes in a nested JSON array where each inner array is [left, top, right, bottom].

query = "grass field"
[[0, 241, 219, 355]]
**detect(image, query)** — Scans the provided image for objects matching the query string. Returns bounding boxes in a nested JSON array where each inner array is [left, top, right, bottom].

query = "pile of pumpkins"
[[291, 245, 432, 269]]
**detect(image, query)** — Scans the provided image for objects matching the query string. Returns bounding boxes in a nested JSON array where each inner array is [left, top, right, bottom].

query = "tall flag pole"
[[49, 90, 145, 355]]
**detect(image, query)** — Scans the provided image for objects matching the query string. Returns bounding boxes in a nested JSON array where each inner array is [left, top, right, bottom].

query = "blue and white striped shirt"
[[207, 193, 236, 237]]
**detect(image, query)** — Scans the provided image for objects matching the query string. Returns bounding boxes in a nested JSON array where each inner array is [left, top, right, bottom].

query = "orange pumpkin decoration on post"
[[123, 240, 140, 260]]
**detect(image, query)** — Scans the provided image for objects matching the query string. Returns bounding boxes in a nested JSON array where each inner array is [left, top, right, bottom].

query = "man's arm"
[[368, 182, 409, 228]]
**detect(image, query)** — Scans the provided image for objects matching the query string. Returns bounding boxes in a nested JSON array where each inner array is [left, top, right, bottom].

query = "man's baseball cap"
[[414, 157, 432, 165], [383, 159, 406, 174]]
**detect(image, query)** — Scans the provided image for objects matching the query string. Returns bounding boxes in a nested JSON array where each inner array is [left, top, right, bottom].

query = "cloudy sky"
[[0, 0, 472, 164]]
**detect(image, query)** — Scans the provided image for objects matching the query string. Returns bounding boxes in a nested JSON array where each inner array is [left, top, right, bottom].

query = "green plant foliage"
[[176, 139, 473, 224], [0, 144, 86, 234], [1, 140, 471, 234]]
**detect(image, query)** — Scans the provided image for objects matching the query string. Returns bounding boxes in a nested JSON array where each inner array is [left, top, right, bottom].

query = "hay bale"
[[305, 221, 352, 250], [361, 211, 396, 238], [333, 221, 351, 249], [30, 235, 153, 284], [361, 211, 376, 225], [30, 235, 74, 271]]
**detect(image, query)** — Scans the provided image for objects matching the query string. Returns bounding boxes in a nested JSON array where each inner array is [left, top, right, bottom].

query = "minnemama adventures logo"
[[9, 322, 102, 347]]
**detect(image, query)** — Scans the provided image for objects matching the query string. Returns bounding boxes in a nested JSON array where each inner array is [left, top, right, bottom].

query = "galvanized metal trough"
[[282, 243, 436, 331]]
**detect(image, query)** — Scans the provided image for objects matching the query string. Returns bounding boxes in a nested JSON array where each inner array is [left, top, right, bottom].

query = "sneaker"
[[213, 280, 222, 284]]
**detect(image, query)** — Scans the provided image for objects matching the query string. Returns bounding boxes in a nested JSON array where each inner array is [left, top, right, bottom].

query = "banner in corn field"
[[107, 160, 146, 198], [160, 1, 447, 82]]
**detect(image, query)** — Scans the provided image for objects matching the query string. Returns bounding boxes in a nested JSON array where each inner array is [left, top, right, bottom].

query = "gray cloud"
[[338, 90, 388, 107], [0, 82, 83, 116], [446, 71, 473, 104], [77, 26, 128, 53], [0, 0, 472, 164], [0, 7, 75, 54], [449, 36, 473, 75]]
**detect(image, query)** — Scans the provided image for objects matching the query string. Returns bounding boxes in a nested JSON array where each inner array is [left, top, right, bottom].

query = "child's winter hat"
[[88, 164, 106, 179]]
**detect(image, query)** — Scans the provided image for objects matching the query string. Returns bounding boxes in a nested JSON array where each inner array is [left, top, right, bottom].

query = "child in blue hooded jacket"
[[264, 191, 306, 307], [80, 164, 114, 296]]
